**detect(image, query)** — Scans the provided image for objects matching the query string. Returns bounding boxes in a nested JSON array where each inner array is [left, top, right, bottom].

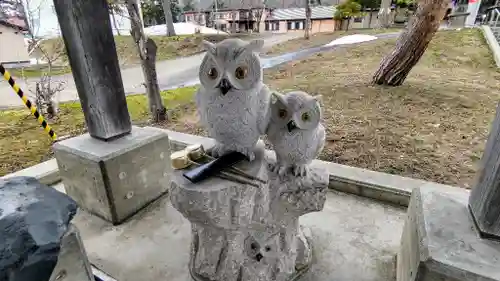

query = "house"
[[0, 17, 30, 68], [183, 8, 265, 32], [183, 11, 212, 28], [262, 6, 336, 34]]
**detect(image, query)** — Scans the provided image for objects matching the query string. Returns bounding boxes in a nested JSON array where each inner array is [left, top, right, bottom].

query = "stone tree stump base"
[[170, 145, 328, 281]]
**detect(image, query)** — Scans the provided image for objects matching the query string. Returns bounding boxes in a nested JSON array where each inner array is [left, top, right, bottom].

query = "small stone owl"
[[267, 91, 325, 177], [195, 38, 271, 161]]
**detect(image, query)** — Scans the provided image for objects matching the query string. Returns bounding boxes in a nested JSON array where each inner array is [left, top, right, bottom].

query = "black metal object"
[[183, 151, 246, 184]]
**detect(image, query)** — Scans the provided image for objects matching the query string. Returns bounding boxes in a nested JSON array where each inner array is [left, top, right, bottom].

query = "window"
[[354, 17, 363, 23]]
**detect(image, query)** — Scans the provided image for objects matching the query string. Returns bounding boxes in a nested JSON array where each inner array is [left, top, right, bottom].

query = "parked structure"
[[0, 17, 30, 68]]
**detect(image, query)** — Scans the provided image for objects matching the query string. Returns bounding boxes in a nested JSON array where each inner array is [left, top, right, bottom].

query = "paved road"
[[0, 32, 303, 108]]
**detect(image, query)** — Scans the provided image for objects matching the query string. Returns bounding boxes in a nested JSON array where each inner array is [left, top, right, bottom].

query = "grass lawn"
[[265, 28, 402, 56], [9, 65, 71, 78], [0, 87, 197, 177], [161, 28, 500, 188], [2, 28, 497, 188]]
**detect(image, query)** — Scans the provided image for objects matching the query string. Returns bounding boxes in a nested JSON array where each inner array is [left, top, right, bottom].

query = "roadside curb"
[[481, 25, 500, 68]]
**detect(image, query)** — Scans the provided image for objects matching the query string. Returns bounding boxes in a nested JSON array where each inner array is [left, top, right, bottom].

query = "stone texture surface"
[[53, 126, 171, 224], [170, 144, 329, 281], [398, 186, 500, 281], [0, 177, 78, 281], [48, 224, 94, 281]]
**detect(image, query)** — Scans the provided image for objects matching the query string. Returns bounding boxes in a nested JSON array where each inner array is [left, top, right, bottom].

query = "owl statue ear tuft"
[[313, 95, 323, 107], [246, 39, 264, 53], [202, 40, 216, 54], [271, 91, 286, 106]]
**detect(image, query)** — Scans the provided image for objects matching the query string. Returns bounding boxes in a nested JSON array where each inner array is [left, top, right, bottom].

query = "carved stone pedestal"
[[170, 146, 328, 281]]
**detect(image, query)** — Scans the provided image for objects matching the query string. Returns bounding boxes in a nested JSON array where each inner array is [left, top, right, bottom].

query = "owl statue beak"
[[218, 78, 232, 95], [287, 120, 298, 132]]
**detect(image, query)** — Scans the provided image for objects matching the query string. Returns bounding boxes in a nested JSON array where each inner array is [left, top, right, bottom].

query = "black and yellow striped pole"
[[0, 64, 57, 141]]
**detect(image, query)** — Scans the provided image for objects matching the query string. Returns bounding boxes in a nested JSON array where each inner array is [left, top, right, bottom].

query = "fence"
[[485, 7, 500, 42]]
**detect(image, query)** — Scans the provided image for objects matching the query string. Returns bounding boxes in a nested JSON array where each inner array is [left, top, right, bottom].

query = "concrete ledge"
[[481, 25, 500, 68], [1, 158, 60, 186], [3, 128, 467, 208]]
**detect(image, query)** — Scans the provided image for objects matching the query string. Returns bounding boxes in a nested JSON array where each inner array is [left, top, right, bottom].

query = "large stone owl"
[[267, 91, 325, 177], [195, 38, 271, 161]]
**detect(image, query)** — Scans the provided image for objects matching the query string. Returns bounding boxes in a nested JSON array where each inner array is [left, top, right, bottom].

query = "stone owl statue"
[[195, 38, 271, 161], [267, 91, 325, 177]]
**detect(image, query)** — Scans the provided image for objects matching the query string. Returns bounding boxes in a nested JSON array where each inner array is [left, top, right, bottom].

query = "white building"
[[0, 18, 30, 67]]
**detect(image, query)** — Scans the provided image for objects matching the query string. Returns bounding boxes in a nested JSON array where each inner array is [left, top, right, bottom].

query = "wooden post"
[[469, 102, 500, 241], [52, 0, 132, 141]]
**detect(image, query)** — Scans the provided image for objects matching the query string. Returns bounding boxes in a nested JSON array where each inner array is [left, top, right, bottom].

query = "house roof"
[[184, 0, 340, 12], [0, 17, 28, 31], [267, 5, 335, 21]]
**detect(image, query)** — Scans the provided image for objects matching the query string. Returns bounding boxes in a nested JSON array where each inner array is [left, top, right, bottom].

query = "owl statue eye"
[[207, 67, 218, 80], [302, 112, 310, 121], [235, 66, 248, 79], [278, 109, 287, 119]]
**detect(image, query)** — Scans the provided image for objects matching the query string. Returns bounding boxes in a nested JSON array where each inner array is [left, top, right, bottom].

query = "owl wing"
[[314, 124, 326, 157], [257, 84, 272, 135], [195, 87, 208, 128]]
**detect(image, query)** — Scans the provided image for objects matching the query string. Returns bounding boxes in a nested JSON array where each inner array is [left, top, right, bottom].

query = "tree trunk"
[[126, 0, 167, 122], [378, 0, 392, 28], [304, 0, 311, 39], [162, 0, 176, 36], [111, 10, 122, 35], [372, 0, 450, 86]]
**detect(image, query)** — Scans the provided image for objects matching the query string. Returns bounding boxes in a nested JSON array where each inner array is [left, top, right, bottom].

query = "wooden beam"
[[52, 0, 131, 141], [469, 102, 500, 240]]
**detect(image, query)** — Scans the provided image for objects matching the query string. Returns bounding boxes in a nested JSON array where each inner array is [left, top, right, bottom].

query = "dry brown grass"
[[160, 28, 500, 188]]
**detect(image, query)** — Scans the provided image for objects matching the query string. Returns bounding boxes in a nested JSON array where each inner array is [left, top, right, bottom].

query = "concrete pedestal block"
[[49, 224, 94, 281], [397, 186, 500, 281], [54, 126, 171, 225]]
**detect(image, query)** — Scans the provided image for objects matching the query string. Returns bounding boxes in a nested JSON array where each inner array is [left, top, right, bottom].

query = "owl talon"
[[268, 163, 289, 176], [292, 165, 308, 177], [278, 166, 288, 176]]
